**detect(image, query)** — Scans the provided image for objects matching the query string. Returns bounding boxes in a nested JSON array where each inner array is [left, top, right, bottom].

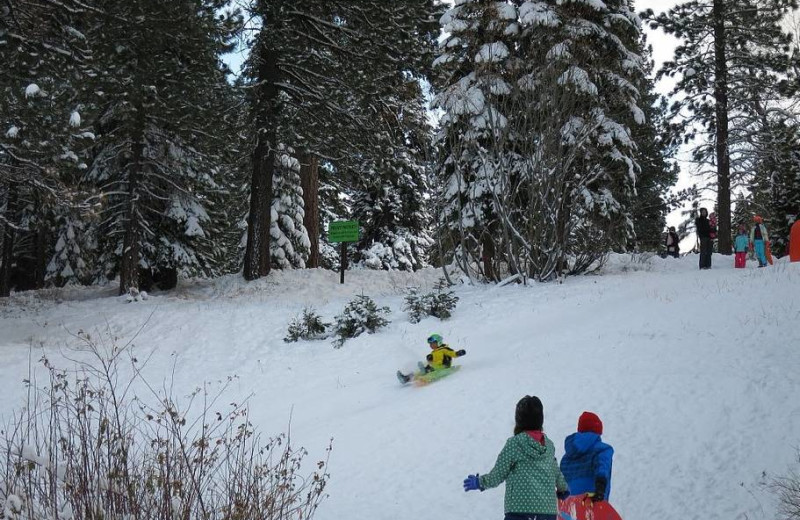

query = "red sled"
[[559, 494, 622, 520], [735, 252, 746, 269]]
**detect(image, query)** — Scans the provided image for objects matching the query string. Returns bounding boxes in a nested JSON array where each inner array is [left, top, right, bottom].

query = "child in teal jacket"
[[463, 396, 569, 520], [734, 224, 749, 268]]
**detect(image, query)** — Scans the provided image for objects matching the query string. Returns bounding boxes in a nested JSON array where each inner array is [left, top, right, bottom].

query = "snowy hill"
[[1, 255, 799, 520]]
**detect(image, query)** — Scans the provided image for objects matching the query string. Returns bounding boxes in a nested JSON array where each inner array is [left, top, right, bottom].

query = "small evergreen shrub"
[[404, 279, 459, 324], [332, 295, 390, 348], [285, 308, 330, 342]]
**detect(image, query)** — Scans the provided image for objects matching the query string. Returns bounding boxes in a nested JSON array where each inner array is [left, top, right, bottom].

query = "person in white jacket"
[[750, 216, 770, 267]]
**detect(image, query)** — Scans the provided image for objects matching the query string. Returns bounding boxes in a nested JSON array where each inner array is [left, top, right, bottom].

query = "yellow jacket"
[[426, 344, 462, 369]]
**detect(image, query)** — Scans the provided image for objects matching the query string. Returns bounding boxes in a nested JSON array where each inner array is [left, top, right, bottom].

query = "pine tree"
[[519, 0, 644, 276], [630, 37, 680, 252], [433, 0, 520, 281], [0, 0, 93, 296], [271, 145, 310, 269], [242, 0, 439, 279], [751, 120, 800, 256], [352, 79, 434, 272], [649, 0, 797, 254], [46, 209, 95, 286], [346, 2, 439, 272], [83, 0, 239, 294], [434, 0, 646, 281]]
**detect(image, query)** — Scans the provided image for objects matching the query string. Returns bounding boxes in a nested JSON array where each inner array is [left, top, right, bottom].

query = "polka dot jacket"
[[478, 432, 568, 515]]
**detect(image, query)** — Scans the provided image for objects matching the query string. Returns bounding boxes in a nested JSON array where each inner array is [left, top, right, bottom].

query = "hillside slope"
[[1, 255, 798, 520]]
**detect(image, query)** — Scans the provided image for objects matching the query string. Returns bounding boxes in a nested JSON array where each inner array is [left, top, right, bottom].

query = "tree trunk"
[[119, 118, 145, 295], [713, 0, 732, 255], [481, 233, 496, 282], [300, 154, 320, 268], [554, 190, 573, 279], [33, 221, 47, 289], [0, 183, 18, 297], [243, 36, 280, 281]]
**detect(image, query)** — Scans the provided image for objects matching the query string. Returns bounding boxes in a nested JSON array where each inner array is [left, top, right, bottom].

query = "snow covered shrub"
[[125, 286, 149, 303], [403, 288, 430, 323], [271, 145, 311, 269], [771, 452, 800, 520], [0, 333, 331, 520], [404, 279, 459, 324], [332, 295, 390, 348], [318, 239, 340, 271], [360, 236, 419, 271], [46, 209, 96, 286], [612, 252, 655, 273], [285, 308, 330, 342]]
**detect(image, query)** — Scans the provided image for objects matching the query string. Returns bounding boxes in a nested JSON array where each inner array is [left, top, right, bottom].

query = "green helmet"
[[427, 334, 443, 345]]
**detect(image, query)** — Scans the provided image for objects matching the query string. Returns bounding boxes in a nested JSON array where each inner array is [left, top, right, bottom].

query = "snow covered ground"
[[1, 254, 799, 520]]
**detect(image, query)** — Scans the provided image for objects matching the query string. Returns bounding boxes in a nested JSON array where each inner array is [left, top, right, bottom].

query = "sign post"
[[328, 220, 359, 284]]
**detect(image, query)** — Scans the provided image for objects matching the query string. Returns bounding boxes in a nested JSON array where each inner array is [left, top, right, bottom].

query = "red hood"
[[526, 430, 546, 445]]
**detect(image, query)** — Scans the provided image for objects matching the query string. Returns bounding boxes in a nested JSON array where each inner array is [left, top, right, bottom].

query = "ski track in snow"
[[0, 256, 798, 520]]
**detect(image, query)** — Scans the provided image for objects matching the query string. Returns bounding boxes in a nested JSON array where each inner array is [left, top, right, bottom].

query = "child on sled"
[[396, 333, 466, 384]]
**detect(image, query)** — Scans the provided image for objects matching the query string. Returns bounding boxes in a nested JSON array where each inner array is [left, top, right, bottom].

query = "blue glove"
[[463, 474, 482, 492]]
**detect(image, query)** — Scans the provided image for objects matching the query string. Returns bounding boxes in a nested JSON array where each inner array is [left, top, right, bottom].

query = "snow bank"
[[1, 259, 798, 520]]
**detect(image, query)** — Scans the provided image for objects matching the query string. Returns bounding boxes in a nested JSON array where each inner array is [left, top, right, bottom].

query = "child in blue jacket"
[[560, 412, 614, 502]]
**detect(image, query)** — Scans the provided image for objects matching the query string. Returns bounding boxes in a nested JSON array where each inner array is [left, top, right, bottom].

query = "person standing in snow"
[[750, 216, 770, 268], [560, 412, 614, 503], [463, 396, 569, 520], [790, 216, 800, 262], [734, 224, 749, 269], [695, 208, 715, 270], [665, 226, 680, 258], [396, 334, 465, 384]]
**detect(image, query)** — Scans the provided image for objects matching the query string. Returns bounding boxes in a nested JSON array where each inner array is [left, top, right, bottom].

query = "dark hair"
[[514, 395, 544, 435]]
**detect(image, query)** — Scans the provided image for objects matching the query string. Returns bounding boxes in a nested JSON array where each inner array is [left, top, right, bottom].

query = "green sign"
[[328, 220, 359, 243]]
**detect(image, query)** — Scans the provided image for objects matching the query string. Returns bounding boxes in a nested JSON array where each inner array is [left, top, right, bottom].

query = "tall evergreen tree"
[[350, 4, 439, 272], [521, 0, 645, 278], [0, 0, 93, 296], [351, 87, 434, 271], [630, 38, 680, 251], [649, 0, 797, 254], [270, 145, 310, 269], [751, 119, 800, 255], [434, 0, 645, 281], [433, 0, 520, 281], [243, 0, 439, 279], [83, 0, 239, 294]]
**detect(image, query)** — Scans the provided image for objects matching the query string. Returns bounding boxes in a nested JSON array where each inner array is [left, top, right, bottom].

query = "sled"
[[398, 365, 461, 387], [766, 241, 774, 265], [790, 222, 800, 262], [559, 494, 623, 520], [413, 365, 461, 387]]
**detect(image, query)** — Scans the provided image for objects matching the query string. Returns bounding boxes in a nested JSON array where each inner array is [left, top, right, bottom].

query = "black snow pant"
[[699, 237, 712, 269]]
